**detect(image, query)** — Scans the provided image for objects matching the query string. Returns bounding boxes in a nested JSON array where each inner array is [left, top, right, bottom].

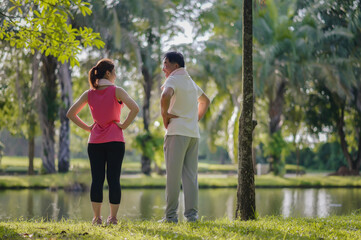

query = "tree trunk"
[[269, 80, 286, 134], [28, 52, 41, 175], [268, 80, 286, 173], [39, 55, 58, 174], [236, 0, 256, 221], [296, 146, 300, 176], [28, 134, 35, 175], [58, 62, 72, 173], [140, 59, 153, 175], [336, 104, 360, 174]]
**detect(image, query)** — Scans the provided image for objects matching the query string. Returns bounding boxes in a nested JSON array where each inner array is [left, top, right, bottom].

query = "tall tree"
[[58, 62, 72, 172], [28, 52, 41, 175], [39, 55, 58, 173], [0, 44, 40, 175], [235, 0, 256, 220], [1, 0, 104, 174]]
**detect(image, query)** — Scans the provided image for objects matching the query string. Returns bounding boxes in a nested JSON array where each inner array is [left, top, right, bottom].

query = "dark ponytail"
[[88, 58, 115, 89]]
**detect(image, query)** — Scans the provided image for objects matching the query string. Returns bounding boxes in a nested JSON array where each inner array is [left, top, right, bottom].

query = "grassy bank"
[[1, 156, 361, 189], [1, 172, 361, 189], [1, 215, 361, 239]]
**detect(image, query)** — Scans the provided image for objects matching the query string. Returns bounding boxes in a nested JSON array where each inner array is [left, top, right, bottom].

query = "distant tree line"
[[1, 0, 361, 176]]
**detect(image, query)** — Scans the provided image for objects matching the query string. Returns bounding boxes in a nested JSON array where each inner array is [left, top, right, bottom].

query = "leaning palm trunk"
[[268, 80, 286, 173], [39, 55, 58, 174], [140, 54, 154, 175], [58, 62, 72, 173], [140, 67, 152, 175], [235, 0, 256, 221]]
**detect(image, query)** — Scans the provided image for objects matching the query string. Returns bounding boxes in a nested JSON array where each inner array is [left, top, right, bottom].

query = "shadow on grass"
[[120, 220, 308, 239], [135, 225, 202, 240]]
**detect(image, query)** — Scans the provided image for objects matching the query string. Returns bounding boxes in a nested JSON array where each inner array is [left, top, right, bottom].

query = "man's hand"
[[161, 87, 177, 129], [162, 113, 179, 129]]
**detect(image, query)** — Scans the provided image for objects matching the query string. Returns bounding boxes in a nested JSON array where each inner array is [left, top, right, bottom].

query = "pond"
[[1, 188, 361, 221]]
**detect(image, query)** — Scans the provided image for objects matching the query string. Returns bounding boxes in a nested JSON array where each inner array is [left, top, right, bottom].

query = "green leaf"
[[8, 6, 17, 13]]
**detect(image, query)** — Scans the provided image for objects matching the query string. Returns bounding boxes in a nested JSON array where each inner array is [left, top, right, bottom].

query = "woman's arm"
[[66, 91, 94, 132], [114, 87, 140, 130]]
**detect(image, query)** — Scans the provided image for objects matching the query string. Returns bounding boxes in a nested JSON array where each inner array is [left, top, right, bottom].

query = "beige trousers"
[[164, 135, 199, 221]]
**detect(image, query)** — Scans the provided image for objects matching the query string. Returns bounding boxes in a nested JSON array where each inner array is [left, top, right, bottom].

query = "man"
[[160, 51, 210, 223]]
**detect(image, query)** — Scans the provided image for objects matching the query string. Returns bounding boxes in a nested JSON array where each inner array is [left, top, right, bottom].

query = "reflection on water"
[[1, 188, 361, 221]]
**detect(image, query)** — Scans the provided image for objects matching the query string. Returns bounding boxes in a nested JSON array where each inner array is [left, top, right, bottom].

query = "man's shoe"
[[158, 217, 178, 223], [186, 216, 198, 223]]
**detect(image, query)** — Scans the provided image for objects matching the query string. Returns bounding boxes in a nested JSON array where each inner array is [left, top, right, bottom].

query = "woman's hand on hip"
[[87, 123, 95, 132], [114, 121, 127, 130]]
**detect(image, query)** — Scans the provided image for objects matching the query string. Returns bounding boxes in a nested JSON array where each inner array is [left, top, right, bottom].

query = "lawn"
[[1, 215, 360, 239]]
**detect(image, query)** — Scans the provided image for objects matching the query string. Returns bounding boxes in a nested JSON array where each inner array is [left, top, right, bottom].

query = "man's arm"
[[161, 87, 178, 129], [198, 93, 210, 121]]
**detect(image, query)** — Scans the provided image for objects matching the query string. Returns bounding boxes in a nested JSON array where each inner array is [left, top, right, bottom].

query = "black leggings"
[[87, 142, 125, 204]]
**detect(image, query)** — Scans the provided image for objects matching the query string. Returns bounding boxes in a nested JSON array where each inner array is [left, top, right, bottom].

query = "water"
[[1, 188, 361, 221]]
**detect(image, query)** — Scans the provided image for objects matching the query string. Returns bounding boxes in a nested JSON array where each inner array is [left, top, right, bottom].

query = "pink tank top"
[[87, 85, 125, 143]]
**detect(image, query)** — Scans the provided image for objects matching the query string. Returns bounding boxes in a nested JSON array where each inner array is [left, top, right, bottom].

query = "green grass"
[[1, 215, 361, 239], [1, 156, 239, 174]]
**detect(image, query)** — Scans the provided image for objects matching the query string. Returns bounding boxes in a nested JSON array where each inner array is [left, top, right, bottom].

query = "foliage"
[[133, 131, 164, 167], [313, 142, 347, 171], [0, 0, 104, 66], [193, 0, 244, 163], [1, 215, 361, 239], [261, 131, 291, 176]]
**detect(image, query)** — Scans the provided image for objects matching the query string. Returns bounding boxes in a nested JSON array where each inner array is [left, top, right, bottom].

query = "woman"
[[67, 58, 139, 225]]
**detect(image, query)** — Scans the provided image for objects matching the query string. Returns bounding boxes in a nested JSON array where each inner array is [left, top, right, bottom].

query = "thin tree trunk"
[[39, 55, 58, 174], [28, 134, 35, 175], [296, 146, 300, 176], [140, 64, 153, 175], [58, 62, 72, 173], [28, 52, 41, 175], [236, 0, 256, 221]]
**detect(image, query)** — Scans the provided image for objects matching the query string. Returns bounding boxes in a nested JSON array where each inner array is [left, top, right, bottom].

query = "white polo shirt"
[[161, 68, 204, 138]]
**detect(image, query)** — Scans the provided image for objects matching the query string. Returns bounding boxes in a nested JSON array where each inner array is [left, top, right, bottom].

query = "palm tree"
[[301, 0, 361, 173], [39, 55, 58, 173], [191, 0, 245, 163], [253, 0, 314, 174]]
